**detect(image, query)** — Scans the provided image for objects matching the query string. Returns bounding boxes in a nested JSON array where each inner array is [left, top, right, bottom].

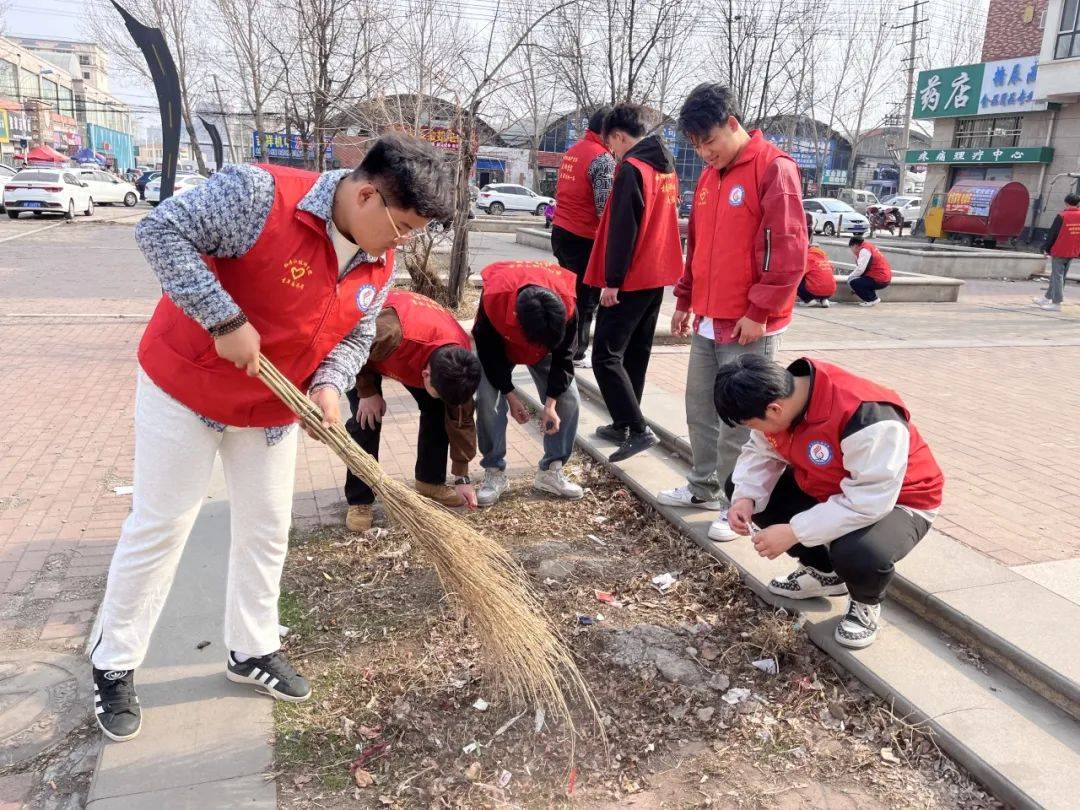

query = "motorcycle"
[[867, 205, 904, 237]]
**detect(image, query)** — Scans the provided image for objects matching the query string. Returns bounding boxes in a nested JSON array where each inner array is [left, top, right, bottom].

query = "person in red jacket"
[[344, 291, 481, 533], [659, 84, 807, 543], [799, 219, 838, 308], [551, 106, 615, 367], [846, 236, 892, 306], [1033, 192, 1080, 311], [716, 355, 944, 649], [88, 134, 453, 743], [585, 103, 684, 462]]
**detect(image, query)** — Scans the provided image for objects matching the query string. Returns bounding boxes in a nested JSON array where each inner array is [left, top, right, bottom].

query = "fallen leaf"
[[464, 762, 482, 782], [353, 769, 375, 788]]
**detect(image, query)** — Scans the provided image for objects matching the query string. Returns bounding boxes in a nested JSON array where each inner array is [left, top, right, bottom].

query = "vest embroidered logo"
[[807, 440, 833, 466], [281, 259, 313, 290], [728, 184, 745, 207], [698, 187, 708, 206], [355, 284, 378, 312]]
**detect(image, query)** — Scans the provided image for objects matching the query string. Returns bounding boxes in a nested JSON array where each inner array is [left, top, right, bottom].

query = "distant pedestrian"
[[1033, 192, 1080, 312], [846, 236, 891, 306]]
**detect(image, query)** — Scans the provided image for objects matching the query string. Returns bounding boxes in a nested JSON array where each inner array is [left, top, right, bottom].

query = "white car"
[[77, 168, 140, 207], [146, 173, 208, 205], [802, 198, 869, 236], [880, 195, 923, 226], [0, 164, 17, 212], [4, 168, 94, 219], [476, 183, 553, 216]]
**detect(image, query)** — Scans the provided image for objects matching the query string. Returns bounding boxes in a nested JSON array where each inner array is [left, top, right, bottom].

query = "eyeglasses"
[[376, 189, 425, 242]]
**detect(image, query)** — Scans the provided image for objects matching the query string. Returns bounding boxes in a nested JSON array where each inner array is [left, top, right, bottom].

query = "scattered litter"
[[112, 485, 134, 495], [195, 640, 210, 650], [752, 657, 779, 675], [472, 698, 490, 711], [278, 624, 290, 637], [795, 675, 824, 691], [594, 590, 615, 603], [880, 747, 901, 764], [651, 572, 679, 593], [566, 766, 577, 796], [595, 612, 605, 622], [592, 516, 608, 524], [494, 711, 524, 737], [462, 742, 478, 754], [533, 708, 546, 733], [352, 768, 375, 788], [586, 533, 607, 546], [464, 762, 482, 782], [543, 578, 558, 586], [576, 615, 594, 626], [722, 687, 752, 705], [498, 770, 512, 788]]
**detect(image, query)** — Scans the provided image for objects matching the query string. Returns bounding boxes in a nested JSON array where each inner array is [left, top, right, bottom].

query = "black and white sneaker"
[[834, 599, 881, 649], [609, 427, 658, 462], [767, 565, 848, 599], [93, 667, 141, 742], [226, 650, 311, 702], [594, 423, 628, 443]]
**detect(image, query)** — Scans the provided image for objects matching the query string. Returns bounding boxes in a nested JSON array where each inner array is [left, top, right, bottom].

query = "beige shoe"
[[345, 505, 372, 533], [415, 480, 465, 508]]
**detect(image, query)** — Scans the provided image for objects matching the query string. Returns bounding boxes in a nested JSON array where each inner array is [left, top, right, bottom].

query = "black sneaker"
[[595, 423, 628, 443], [226, 650, 311, 702], [609, 427, 658, 462], [93, 667, 142, 742]]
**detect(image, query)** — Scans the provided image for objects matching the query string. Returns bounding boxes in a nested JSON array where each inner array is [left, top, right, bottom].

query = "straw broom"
[[256, 354, 599, 740]]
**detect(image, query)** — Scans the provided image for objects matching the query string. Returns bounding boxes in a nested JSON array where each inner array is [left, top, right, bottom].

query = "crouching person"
[[716, 355, 943, 648]]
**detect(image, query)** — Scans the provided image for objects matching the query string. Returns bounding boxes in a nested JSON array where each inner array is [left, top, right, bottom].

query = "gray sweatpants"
[[685, 332, 781, 502]]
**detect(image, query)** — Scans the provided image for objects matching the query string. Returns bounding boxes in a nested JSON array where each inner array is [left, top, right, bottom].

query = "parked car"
[[0, 163, 17, 213], [4, 168, 94, 219], [837, 187, 880, 214], [880, 195, 923, 226], [802, 197, 869, 236], [476, 183, 553, 215], [145, 173, 208, 205], [135, 170, 161, 199], [679, 190, 693, 217], [77, 168, 139, 207]]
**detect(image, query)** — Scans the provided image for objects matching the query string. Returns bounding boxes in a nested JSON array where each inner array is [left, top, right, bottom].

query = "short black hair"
[[713, 355, 795, 428], [678, 84, 743, 141], [848, 235, 865, 247], [516, 285, 566, 348], [1066, 193, 1080, 206], [602, 103, 647, 139], [428, 345, 481, 406], [587, 105, 612, 134], [352, 132, 454, 221]]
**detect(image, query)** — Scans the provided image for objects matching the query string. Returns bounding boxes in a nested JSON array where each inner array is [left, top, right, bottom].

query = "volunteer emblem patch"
[[807, 440, 833, 466], [355, 284, 377, 312], [728, 184, 745, 206]]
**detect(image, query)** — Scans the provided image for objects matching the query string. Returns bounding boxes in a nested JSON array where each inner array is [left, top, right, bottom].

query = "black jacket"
[[605, 134, 676, 289]]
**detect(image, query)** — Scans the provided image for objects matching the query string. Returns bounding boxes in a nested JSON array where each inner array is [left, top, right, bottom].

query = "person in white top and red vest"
[[1034, 192, 1080, 311], [344, 291, 482, 533], [88, 134, 453, 744], [715, 355, 944, 649], [846, 235, 892, 306], [658, 84, 807, 544], [551, 106, 616, 367], [472, 260, 585, 506], [585, 103, 684, 463]]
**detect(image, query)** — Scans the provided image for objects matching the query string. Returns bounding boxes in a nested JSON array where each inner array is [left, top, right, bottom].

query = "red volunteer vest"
[[138, 164, 395, 427], [370, 291, 471, 390], [552, 130, 610, 240], [803, 246, 838, 297], [1050, 208, 1080, 258], [584, 156, 683, 292], [861, 241, 893, 284], [480, 260, 577, 366], [763, 359, 943, 511], [689, 131, 799, 320]]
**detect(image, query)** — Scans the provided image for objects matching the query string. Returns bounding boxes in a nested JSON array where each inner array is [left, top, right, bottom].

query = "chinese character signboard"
[[915, 58, 1045, 119], [252, 132, 334, 160], [822, 169, 848, 186], [978, 56, 1042, 114], [904, 146, 1053, 165], [764, 133, 833, 170], [945, 185, 998, 217]]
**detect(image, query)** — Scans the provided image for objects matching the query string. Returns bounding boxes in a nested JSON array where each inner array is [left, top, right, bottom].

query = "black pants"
[[551, 225, 599, 360], [344, 384, 449, 506], [725, 471, 930, 604], [797, 279, 829, 303], [848, 275, 889, 302], [592, 286, 664, 432]]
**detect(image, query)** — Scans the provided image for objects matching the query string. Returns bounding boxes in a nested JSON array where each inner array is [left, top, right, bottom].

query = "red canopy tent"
[[26, 145, 68, 164]]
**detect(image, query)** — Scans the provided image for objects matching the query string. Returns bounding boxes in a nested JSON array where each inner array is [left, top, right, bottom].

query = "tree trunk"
[[447, 104, 478, 309], [180, 97, 208, 174]]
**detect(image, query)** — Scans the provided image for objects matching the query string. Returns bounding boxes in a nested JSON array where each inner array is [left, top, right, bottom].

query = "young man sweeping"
[[343, 290, 481, 532], [550, 105, 616, 369], [472, 259, 583, 506], [659, 83, 806, 542], [585, 103, 683, 462], [89, 133, 453, 742], [716, 355, 944, 648]]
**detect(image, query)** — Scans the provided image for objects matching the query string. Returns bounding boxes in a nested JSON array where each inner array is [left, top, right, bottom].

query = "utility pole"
[[212, 74, 238, 164], [894, 1, 928, 197]]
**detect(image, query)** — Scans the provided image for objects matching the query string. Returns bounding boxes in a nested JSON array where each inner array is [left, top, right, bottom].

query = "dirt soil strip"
[[273, 457, 999, 809]]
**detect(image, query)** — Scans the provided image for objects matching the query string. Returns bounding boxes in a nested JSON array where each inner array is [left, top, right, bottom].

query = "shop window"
[[1056, 0, 1080, 59], [0, 60, 16, 97], [952, 115, 1022, 149]]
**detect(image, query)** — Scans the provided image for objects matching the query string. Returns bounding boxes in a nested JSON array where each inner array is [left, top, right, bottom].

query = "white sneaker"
[[858, 299, 878, 307], [768, 565, 848, 599], [819, 299, 831, 308], [573, 350, 592, 369], [834, 599, 881, 649], [1031, 296, 1049, 305], [476, 470, 508, 507], [656, 485, 724, 511], [707, 511, 739, 542], [1038, 300, 1062, 311], [533, 462, 584, 500]]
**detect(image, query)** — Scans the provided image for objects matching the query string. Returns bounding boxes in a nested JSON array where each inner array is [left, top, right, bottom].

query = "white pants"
[[90, 369, 298, 671]]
